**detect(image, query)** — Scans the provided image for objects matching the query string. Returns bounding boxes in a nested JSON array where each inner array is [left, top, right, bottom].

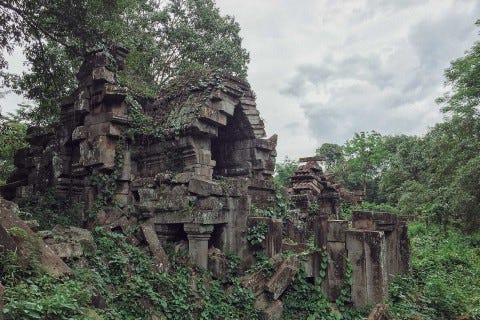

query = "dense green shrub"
[[388, 223, 480, 320]]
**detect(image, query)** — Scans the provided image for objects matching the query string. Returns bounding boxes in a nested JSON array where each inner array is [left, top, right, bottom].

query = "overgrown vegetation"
[[387, 223, 480, 320], [17, 189, 83, 229], [282, 268, 368, 320], [2, 227, 261, 319]]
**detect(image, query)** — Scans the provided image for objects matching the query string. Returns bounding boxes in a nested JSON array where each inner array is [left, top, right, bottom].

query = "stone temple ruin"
[[1, 47, 410, 311]]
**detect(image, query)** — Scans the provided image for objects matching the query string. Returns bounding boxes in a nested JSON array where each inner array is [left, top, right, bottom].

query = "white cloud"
[[216, 0, 480, 160]]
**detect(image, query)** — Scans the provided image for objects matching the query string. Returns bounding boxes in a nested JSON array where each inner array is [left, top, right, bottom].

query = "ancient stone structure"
[[1, 46, 277, 270], [280, 159, 411, 305], [1, 47, 410, 309]]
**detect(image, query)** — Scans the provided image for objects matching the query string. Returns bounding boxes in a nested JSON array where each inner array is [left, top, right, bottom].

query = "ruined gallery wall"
[[1, 47, 411, 308]]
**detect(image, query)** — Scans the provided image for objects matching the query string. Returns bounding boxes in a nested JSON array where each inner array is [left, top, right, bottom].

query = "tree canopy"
[[0, 0, 249, 125]]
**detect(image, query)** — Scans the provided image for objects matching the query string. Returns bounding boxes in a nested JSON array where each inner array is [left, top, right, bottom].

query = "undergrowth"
[[387, 222, 480, 320], [1, 227, 260, 319]]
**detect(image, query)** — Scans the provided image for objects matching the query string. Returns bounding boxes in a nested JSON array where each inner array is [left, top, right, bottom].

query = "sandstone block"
[[188, 177, 223, 196], [141, 222, 170, 273], [92, 66, 115, 83], [261, 300, 283, 320], [207, 247, 228, 280], [327, 220, 348, 242], [198, 106, 227, 126], [0, 197, 73, 277], [241, 270, 269, 296], [265, 258, 298, 300], [346, 230, 388, 307]]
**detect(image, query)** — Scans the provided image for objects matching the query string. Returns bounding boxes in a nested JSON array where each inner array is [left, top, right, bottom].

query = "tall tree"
[[342, 131, 388, 199], [0, 0, 249, 125], [316, 143, 343, 171]]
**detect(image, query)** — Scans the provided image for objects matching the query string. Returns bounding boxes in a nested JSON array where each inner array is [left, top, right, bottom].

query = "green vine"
[[246, 222, 268, 246], [89, 137, 126, 218]]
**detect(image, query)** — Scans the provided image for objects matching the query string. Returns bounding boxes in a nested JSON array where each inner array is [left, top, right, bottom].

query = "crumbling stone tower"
[[1, 46, 278, 267]]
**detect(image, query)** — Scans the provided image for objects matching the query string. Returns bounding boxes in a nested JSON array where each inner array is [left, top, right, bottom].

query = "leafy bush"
[[3, 276, 93, 320], [246, 222, 268, 246], [18, 189, 83, 229], [388, 223, 480, 319]]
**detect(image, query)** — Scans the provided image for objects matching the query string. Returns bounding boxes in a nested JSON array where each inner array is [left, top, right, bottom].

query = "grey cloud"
[[280, 2, 480, 147], [281, 54, 395, 98], [408, 8, 478, 70]]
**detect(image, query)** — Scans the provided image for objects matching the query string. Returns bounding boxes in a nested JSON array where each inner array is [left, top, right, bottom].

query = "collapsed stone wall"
[[244, 159, 411, 309], [1, 46, 278, 269], [1, 47, 410, 311]]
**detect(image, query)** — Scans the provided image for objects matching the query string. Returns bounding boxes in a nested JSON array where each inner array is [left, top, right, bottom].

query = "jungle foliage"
[[0, 0, 249, 125]]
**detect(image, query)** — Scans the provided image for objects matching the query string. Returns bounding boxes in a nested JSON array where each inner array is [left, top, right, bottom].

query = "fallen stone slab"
[[188, 177, 223, 197], [264, 257, 298, 300], [42, 225, 96, 259], [141, 222, 170, 273]]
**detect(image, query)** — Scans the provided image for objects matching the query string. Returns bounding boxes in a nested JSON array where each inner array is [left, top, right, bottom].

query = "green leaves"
[[387, 223, 480, 319], [0, 115, 27, 184], [1, 0, 250, 126], [246, 222, 268, 246]]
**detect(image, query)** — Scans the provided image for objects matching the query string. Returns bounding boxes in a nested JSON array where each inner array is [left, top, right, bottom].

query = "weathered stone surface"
[[184, 224, 214, 269], [241, 270, 270, 296], [25, 220, 40, 232], [188, 177, 223, 197], [141, 222, 170, 273], [48, 242, 84, 258], [253, 292, 271, 311], [265, 258, 298, 300], [0, 224, 17, 252], [327, 220, 348, 242], [92, 66, 115, 83], [352, 211, 375, 230], [261, 300, 283, 320], [327, 241, 347, 300], [42, 225, 96, 259], [207, 247, 228, 279], [198, 106, 228, 126], [346, 230, 388, 307], [96, 207, 137, 233]]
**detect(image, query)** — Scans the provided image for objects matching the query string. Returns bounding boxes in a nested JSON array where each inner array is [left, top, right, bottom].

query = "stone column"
[[326, 220, 348, 301], [346, 230, 388, 307], [313, 215, 328, 280], [184, 223, 214, 269]]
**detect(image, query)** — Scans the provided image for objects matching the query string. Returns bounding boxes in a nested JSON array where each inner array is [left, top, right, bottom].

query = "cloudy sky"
[[1, 0, 480, 161], [215, 0, 480, 160]]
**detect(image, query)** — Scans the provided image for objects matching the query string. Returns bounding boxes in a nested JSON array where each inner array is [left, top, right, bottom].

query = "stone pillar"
[[313, 215, 328, 280], [346, 230, 388, 307], [184, 223, 214, 269], [326, 220, 348, 301], [397, 220, 411, 275]]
